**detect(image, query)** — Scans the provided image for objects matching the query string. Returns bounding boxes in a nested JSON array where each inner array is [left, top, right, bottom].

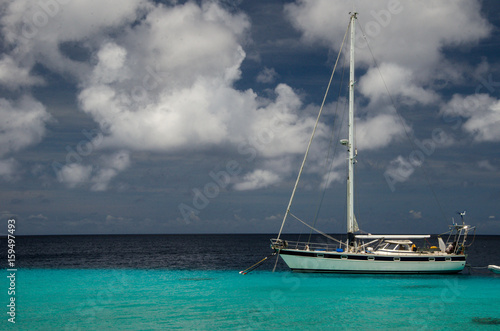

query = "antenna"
[[457, 211, 466, 224]]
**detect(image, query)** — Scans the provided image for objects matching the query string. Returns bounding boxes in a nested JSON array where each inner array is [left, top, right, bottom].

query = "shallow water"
[[6, 269, 500, 330], [1, 234, 499, 330]]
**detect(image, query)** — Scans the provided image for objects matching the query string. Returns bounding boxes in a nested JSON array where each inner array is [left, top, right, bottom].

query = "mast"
[[346, 13, 357, 247]]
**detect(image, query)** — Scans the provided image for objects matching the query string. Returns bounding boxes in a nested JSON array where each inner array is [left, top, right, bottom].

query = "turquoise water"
[[4, 269, 500, 330]]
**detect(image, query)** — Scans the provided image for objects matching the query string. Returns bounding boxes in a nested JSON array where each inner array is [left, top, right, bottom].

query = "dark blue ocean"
[[2, 234, 500, 330]]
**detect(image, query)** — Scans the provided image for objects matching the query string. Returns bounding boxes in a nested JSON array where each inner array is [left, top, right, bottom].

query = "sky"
[[0, 0, 499, 235]]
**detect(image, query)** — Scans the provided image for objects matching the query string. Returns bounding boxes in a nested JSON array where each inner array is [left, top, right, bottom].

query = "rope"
[[239, 252, 276, 275], [467, 265, 489, 269], [465, 228, 476, 248], [306, 45, 349, 245], [289, 212, 343, 245], [277, 19, 351, 240], [272, 250, 280, 273]]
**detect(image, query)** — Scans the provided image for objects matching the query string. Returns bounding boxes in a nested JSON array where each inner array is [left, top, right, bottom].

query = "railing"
[[270, 238, 342, 252]]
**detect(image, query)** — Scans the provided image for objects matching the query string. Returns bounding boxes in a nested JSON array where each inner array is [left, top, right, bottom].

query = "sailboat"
[[270, 13, 475, 274]]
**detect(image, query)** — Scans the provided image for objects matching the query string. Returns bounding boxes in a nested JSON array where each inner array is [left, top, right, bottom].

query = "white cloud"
[[91, 151, 130, 191], [477, 160, 497, 172], [233, 169, 281, 191], [4, 0, 491, 194], [359, 63, 438, 106], [285, 0, 490, 70], [409, 210, 422, 219], [1, 1, 327, 191], [75, 2, 321, 163], [0, 55, 43, 89], [0, 158, 19, 181], [283, 0, 492, 166], [355, 114, 406, 150], [320, 170, 343, 189], [76, 2, 253, 152], [105, 214, 133, 224], [384, 155, 417, 186], [441, 93, 500, 142], [56, 163, 93, 188], [0, 96, 51, 157], [28, 214, 49, 220], [256, 67, 278, 84], [90, 43, 129, 85], [56, 151, 130, 191], [0, 0, 143, 185], [0, 0, 149, 79]]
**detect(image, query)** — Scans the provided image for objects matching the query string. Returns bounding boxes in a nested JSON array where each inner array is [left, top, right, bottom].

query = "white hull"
[[488, 265, 500, 274], [279, 250, 466, 274]]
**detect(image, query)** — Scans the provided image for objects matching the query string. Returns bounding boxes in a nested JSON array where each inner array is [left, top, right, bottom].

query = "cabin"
[[376, 240, 417, 254]]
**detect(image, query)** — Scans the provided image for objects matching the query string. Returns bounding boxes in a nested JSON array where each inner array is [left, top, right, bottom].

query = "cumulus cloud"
[[0, 96, 51, 157], [56, 163, 93, 188], [355, 113, 407, 150], [1, 0, 492, 194], [281, 0, 494, 184], [359, 63, 439, 106], [441, 93, 500, 142], [91, 151, 131, 191], [285, 0, 490, 70], [384, 155, 417, 189], [0, 0, 143, 187], [56, 151, 130, 190], [285, 0, 491, 143], [1, 0, 325, 191], [320, 170, 343, 190], [0, 158, 19, 181], [77, 2, 251, 151], [0, 55, 44, 89], [256, 67, 278, 84], [90, 43, 129, 85], [477, 160, 497, 172], [233, 169, 281, 191], [0, 0, 150, 79], [76, 3, 324, 166]]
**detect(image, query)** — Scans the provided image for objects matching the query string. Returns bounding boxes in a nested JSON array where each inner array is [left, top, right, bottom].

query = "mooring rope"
[[239, 252, 277, 275]]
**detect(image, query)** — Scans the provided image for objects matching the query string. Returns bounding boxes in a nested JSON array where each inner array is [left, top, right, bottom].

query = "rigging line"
[[306, 43, 349, 245], [289, 212, 344, 245], [272, 250, 280, 273], [276, 19, 351, 240], [465, 228, 476, 248], [355, 19, 448, 223]]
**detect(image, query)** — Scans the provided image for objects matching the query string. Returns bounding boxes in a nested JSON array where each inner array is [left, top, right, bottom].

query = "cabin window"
[[385, 243, 397, 250]]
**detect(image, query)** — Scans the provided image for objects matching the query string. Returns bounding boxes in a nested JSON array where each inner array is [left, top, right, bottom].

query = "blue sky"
[[1, 0, 499, 235]]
